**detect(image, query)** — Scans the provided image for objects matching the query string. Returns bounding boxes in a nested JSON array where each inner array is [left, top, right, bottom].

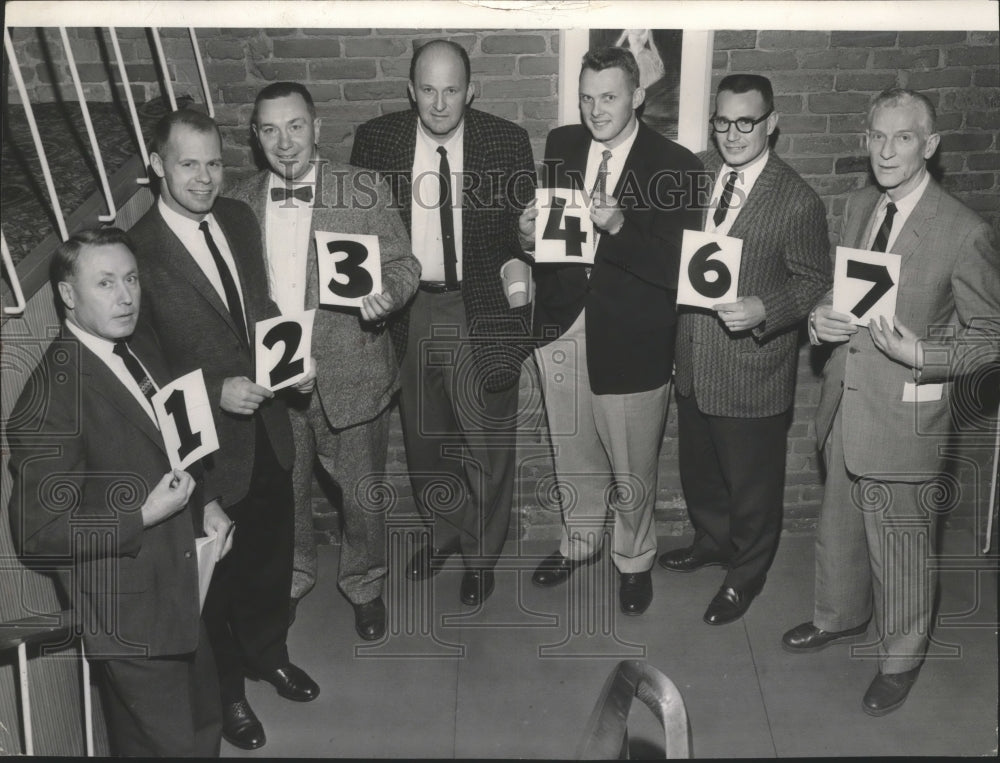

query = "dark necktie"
[[199, 220, 248, 342], [270, 185, 313, 203], [871, 201, 897, 252], [713, 171, 739, 228], [436, 145, 458, 288], [590, 149, 612, 198], [113, 341, 156, 401]]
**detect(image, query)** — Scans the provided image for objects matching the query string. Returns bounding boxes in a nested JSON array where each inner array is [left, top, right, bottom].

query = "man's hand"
[[360, 291, 395, 322], [141, 470, 195, 527], [291, 357, 316, 394], [202, 499, 234, 560], [589, 192, 625, 234], [220, 376, 273, 415], [813, 304, 859, 343], [714, 296, 766, 332], [518, 200, 538, 254], [869, 315, 924, 369]]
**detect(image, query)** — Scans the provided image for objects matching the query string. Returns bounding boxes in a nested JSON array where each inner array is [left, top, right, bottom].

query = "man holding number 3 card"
[[7, 228, 231, 756], [664, 74, 831, 626], [784, 89, 1000, 716], [521, 47, 702, 615], [131, 109, 319, 750], [229, 82, 420, 642]]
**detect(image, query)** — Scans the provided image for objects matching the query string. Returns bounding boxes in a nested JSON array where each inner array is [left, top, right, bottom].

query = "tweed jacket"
[[7, 323, 202, 658], [350, 107, 536, 393], [815, 179, 1000, 478], [129, 197, 295, 508], [674, 149, 832, 417], [228, 152, 420, 429], [532, 122, 703, 395]]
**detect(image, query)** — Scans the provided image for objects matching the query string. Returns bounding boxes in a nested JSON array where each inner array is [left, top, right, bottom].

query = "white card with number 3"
[[315, 231, 382, 308], [151, 369, 220, 470], [677, 230, 743, 309]]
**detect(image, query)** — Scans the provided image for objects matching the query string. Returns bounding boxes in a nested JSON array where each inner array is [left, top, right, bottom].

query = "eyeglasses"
[[709, 111, 773, 134]]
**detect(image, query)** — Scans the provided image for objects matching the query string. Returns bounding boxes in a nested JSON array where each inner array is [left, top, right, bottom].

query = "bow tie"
[[270, 185, 313, 203]]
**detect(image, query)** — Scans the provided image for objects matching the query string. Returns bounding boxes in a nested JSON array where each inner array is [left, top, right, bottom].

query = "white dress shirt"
[[584, 118, 639, 249], [706, 149, 770, 236], [866, 170, 930, 251], [265, 164, 316, 314], [411, 119, 464, 282]]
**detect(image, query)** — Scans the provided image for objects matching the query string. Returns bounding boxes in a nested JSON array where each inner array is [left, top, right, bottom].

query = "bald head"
[[410, 39, 471, 87], [407, 39, 474, 143]]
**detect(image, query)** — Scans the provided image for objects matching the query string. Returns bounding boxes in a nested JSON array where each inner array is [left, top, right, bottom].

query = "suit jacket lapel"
[[847, 191, 881, 250], [891, 180, 940, 266], [727, 153, 780, 240], [214, 210, 256, 333]]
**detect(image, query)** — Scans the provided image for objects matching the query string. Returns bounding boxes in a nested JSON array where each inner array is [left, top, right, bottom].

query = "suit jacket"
[[350, 107, 536, 393], [815, 179, 1000, 478], [129, 197, 294, 508], [7, 324, 202, 658], [228, 152, 421, 429], [532, 122, 703, 395], [674, 150, 832, 417]]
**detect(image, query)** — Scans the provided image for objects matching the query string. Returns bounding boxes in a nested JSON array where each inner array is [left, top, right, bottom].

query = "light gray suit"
[[813, 179, 1000, 673]]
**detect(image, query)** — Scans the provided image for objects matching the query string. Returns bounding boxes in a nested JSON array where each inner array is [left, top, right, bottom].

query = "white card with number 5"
[[833, 246, 900, 326], [315, 231, 382, 308], [151, 369, 220, 470], [534, 188, 595, 265], [255, 310, 316, 392], [677, 230, 743, 309]]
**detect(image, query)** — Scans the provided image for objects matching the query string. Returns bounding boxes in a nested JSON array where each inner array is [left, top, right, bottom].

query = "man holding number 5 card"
[[229, 82, 420, 641], [783, 89, 1000, 716], [663, 74, 831, 626], [130, 109, 318, 750]]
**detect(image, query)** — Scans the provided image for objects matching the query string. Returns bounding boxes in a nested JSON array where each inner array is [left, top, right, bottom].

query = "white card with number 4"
[[677, 230, 743, 309], [151, 369, 220, 470], [534, 188, 595, 265], [833, 246, 901, 326], [315, 231, 382, 308], [255, 310, 316, 392]]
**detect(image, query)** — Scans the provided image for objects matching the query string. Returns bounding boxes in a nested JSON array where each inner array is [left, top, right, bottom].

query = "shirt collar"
[[590, 117, 639, 160], [417, 117, 465, 155], [721, 148, 770, 186], [66, 319, 118, 363], [158, 196, 215, 233], [268, 161, 318, 192], [882, 169, 930, 217]]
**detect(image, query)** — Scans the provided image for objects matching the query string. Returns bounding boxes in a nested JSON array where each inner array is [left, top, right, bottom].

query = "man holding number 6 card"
[[229, 82, 420, 641], [7, 228, 231, 756], [521, 47, 702, 615], [663, 74, 831, 626], [783, 89, 1000, 716], [131, 109, 319, 750]]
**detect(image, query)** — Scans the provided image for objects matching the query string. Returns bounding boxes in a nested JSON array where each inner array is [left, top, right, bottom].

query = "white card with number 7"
[[533, 188, 595, 265], [832, 246, 900, 326], [255, 310, 316, 392], [315, 231, 382, 308], [151, 369, 220, 470], [677, 230, 743, 309]]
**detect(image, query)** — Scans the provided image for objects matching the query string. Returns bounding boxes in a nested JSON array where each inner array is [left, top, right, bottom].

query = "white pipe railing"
[[189, 27, 214, 118], [150, 28, 177, 111], [1, 231, 27, 316], [109, 27, 151, 185], [59, 27, 116, 224]]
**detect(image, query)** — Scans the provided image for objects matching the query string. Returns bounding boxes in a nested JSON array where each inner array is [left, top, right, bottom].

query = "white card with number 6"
[[833, 246, 900, 326], [315, 231, 382, 308], [151, 369, 220, 470], [534, 188, 595, 264], [255, 310, 316, 392], [677, 230, 743, 309]]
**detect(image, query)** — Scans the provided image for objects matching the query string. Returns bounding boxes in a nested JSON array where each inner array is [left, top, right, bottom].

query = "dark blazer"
[[350, 107, 537, 392], [228, 151, 421, 429], [673, 149, 832, 417], [129, 197, 294, 508], [532, 122, 703, 395], [7, 323, 202, 658]]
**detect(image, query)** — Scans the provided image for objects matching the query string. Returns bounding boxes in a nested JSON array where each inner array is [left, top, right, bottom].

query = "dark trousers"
[[676, 391, 789, 591], [203, 418, 294, 704], [398, 289, 519, 568], [100, 623, 221, 757]]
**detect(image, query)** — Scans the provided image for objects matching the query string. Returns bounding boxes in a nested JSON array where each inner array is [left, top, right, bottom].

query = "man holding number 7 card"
[[784, 89, 1000, 716]]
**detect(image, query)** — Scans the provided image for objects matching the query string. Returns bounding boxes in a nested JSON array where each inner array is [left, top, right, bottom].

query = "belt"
[[418, 281, 462, 293]]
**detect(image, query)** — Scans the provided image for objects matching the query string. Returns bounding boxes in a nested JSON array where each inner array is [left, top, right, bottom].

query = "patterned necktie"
[[713, 171, 739, 228], [270, 185, 313, 203], [113, 341, 156, 401], [199, 220, 248, 342], [591, 149, 612, 198], [437, 145, 458, 288], [871, 202, 897, 252]]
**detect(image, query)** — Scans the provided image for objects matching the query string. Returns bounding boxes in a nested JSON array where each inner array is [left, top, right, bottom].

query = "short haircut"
[[580, 47, 641, 91], [409, 39, 471, 85], [50, 227, 135, 298], [151, 107, 221, 156], [717, 74, 774, 113], [251, 81, 316, 127], [866, 88, 937, 134]]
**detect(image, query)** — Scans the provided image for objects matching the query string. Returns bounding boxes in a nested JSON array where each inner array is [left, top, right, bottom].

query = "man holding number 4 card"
[[784, 89, 1000, 716], [664, 74, 831, 627], [229, 82, 420, 642]]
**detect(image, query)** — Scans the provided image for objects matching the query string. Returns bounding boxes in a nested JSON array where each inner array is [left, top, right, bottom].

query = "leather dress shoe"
[[782, 621, 868, 653], [352, 596, 387, 641], [222, 697, 265, 750], [862, 667, 920, 716], [531, 551, 599, 588], [460, 569, 495, 606], [619, 570, 653, 615], [657, 545, 728, 573], [406, 541, 458, 581], [703, 579, 764, 625], [253, 663, 320, 702]]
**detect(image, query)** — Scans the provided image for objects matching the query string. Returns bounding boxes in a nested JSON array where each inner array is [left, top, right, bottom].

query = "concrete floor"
[[222, 528, 998, 758]]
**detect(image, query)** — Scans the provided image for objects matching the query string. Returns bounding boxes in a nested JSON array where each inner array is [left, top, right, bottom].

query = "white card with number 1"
[[151, 369, 219, 470]]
